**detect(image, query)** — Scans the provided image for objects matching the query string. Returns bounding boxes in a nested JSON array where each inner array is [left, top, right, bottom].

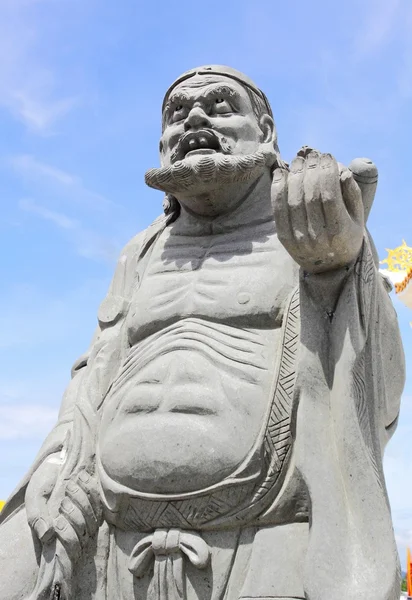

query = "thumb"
[[339, 168, 364, 225], [26, 454, 60, 542], [348, 158, 378, 222]]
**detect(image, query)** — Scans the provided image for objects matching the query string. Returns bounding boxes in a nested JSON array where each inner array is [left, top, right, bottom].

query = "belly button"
[[237, 292, 251, 305]]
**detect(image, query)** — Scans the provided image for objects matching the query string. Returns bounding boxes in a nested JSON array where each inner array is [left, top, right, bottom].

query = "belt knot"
[[129, 528, 210, 600]]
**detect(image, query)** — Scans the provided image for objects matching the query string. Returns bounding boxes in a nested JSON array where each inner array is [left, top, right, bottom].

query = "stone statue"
[[0, 65, 405, 600]]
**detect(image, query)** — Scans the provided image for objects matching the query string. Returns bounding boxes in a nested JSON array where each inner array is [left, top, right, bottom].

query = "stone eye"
[[213, 98, 232, 114], [172, 105, 186, 123]]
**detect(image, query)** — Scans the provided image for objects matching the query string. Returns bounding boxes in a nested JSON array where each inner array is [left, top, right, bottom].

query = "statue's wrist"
[[300, 262, 354, 319]]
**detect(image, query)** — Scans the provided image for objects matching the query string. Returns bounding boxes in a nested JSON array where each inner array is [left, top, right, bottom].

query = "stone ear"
[[259, 114, 277, 145]]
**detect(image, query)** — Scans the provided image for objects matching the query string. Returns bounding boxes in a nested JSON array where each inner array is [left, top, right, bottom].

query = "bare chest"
[[127, 221, 296, 343]]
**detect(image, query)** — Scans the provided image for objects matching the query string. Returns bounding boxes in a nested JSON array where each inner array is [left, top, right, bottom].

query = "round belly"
[[98, 323, 276, 494], [99, 411, 257, 494]]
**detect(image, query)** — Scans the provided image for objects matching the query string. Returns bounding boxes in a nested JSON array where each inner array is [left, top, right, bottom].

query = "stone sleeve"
[[295, 233, 404, 600]]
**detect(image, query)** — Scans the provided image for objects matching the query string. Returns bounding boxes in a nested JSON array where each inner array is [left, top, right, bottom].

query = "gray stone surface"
[[0, 65, 405, 600]]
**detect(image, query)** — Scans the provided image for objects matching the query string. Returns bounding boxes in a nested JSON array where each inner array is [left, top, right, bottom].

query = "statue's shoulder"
[[121, 214, 168, 260], [109, 214, 168, 301], [119, 230, 146, 262]]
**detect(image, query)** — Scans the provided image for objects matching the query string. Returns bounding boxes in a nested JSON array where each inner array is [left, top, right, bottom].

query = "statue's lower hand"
[[272, 148, 364, 274], [26, 454, 102, 560]]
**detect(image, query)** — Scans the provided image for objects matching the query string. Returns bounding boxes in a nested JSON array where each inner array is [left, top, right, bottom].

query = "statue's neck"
[[174, 172, 274, 235]]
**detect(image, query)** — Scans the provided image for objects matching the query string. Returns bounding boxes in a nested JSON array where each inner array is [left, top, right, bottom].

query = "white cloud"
[[0, 0, 79, 133], [11, 154, 77, 186], [281, 1, 412, 157], [19, 198, 118, 262], [0, 280, 108, 350], [349, 0, 412, 122], [19, 198, 77, 229], [352, 0, 402, 58], [8, 154, 124, 263], [0, 403, 58, 441], [10, 91, 78, 134], [10, 155, 112, 210]]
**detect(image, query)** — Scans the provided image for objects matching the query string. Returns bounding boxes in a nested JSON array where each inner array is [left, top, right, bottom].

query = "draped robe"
[[0, 213, 404, 600]]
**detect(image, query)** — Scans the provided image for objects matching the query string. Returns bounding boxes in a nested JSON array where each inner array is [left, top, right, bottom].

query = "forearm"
[[300, 263, 353, 322]]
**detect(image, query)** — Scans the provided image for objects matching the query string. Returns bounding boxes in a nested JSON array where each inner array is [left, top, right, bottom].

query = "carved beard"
[[145, 142, 279, 197]]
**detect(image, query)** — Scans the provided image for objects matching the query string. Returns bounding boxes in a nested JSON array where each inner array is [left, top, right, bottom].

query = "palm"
[[272, 149, 364, 274]]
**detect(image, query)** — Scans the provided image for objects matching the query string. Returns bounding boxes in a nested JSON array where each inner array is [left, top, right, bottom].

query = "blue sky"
[[0, 0, 411, 568]]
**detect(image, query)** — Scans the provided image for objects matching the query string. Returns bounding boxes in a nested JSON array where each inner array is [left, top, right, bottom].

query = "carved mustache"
[[171, 129, 233, 163], [145, 151, 269, 194]]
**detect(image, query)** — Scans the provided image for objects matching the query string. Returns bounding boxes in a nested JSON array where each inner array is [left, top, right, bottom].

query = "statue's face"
[[145, 73, 278, 215], [160, 76, 264, 167]]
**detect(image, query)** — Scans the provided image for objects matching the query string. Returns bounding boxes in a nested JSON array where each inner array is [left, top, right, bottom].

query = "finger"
[[66, 479, 98, 535], [26, 486, 52, 532], [297, 145, 316, 159], [337, 161, 346, 175], [60, 497, 87, 544], [76, 470, 103, 524], [288, 156, 308, 243], [272, 167, 292, 243], [53, 514, 81, 562], [303, 150, 325, 241], [26, 459, 60, 542], [28, 515, 55, 543], [319, 153, 346, 235], [340, 168, 364, 225]]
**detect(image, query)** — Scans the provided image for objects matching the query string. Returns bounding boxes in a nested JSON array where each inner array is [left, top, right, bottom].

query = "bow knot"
[[128, 528, 210, 600]]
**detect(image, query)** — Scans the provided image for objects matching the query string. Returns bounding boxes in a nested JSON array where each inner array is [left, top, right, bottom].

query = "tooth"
[[199, 137, 207, 147], [189, 139, 197, 150]]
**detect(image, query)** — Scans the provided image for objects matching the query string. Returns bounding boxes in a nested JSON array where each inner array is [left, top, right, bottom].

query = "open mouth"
[[185, 147, 217, 157], [180, 130, 221, 158]]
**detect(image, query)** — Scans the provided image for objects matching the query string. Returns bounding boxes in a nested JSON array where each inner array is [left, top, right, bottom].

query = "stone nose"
[[184, 105, 211, 131]]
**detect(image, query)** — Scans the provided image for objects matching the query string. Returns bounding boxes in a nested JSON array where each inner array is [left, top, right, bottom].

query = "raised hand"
[[272, 148, 364, 274]]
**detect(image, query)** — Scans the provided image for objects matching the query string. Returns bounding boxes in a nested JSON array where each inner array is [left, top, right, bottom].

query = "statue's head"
[[145, 66, 284, 217]]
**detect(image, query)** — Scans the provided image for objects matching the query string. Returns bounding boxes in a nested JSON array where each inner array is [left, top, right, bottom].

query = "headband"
[[162, 65, 273, 118]]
